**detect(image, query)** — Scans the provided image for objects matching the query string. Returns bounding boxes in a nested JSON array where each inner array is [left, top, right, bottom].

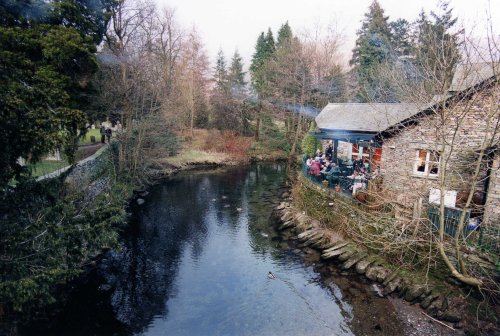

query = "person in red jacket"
[[309, 158, 321, 181]]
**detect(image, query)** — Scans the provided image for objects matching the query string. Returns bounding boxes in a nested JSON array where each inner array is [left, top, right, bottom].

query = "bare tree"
[[372, 28, 500, 288], [172, 27, 210, 138], [97, 0, 185, 180]]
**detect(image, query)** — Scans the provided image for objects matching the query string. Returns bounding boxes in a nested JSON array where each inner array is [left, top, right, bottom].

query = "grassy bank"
[[154, 129, 289, 172]]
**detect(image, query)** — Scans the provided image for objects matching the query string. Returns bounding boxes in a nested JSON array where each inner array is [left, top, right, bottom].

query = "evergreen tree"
[[250, 29, 275, 97], [350, 0, 394, 102], [414, 2, 461, 90], [228, 50, 246, 92], [214, 49, 228, 91], [264, 28, 276, 55], [276, 21, 292, 48], [0, 0, 112, 186], [390, 18, 412, 57]]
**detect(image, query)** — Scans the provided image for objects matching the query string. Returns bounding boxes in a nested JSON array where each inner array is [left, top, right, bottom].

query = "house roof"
[[449, 62, 498, 92], [316, 62, 498, 136], [315, 103, 425, 133]]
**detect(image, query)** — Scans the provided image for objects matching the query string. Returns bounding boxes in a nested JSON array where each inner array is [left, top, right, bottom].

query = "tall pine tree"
[[228, 50, 246, 94], [414, 2, 461, 91], [214, 49, 228, 92], [276, 21, 292, 48], [250, 29, 275, 97], [350, 0, 394, 102]]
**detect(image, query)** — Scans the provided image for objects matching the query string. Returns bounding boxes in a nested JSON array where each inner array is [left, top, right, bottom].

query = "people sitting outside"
[[353, 156, 364, 172], [320, 160, 332, 177], [324, 162, 341, 186], [303, 154, 311, 174], [325, 143, 333, 160], [306, 155, 313, 170], [308, 158, 322, 181], [347, 170, 366, 195]]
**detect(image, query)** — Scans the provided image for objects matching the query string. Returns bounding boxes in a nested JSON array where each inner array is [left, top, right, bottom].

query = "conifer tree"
[[264, 28, 276, 55], [214, 49, 228, 92], [414, 2, 461, 90], [228, 50, 246, 93], [250, 29, 275, 97], [0, 0, 112, 185], [350, 0, 394, 102], [277, 21, 293, 48], [389, 18, 412, 57]]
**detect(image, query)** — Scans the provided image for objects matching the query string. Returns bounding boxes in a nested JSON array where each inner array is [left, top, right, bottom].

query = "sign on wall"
[[429, 188, 457, 208]]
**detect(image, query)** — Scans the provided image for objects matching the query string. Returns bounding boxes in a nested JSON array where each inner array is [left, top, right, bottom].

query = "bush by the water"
[[0, 171, 129, 315]]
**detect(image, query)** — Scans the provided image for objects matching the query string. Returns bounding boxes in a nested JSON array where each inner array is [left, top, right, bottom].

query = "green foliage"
[[214, 49, 229, 92], [228, 50, 246, 92], [414, 2, 461, 89], [258, 114, 290, 152], [350, 0, 395, 102], [301, 133, 320, 157], [276, 21, 292, 48], [0, 165, 129, 314], [0, 0, 111, 187], [389, 18, 412, 57], [250, 29, 276, 96]]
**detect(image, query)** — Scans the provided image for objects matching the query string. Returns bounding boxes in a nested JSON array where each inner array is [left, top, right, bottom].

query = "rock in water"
[[371, 284, 384, 297], [137, 198, 145, 205]]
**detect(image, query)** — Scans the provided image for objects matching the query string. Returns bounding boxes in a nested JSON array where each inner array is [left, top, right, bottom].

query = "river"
[[22, 163, 409, 335]]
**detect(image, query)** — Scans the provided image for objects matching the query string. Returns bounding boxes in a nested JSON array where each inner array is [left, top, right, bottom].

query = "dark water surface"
[[22, 163, 397, 336]]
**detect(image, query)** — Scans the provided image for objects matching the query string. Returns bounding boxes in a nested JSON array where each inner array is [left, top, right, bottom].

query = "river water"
[[22, 163, 405, 335]]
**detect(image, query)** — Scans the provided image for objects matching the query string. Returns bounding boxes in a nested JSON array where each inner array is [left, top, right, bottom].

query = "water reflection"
[[30, 164, 356, 335]]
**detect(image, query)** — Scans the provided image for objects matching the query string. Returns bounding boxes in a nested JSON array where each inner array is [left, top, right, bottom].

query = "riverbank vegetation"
[[1, 0, 498, 331], [291, 176, 499, 332]]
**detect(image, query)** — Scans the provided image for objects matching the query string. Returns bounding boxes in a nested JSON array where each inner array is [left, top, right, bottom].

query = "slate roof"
[[315, 103, 425, 133], [449, 62, 498, 92], [316, 62, 498, 134]]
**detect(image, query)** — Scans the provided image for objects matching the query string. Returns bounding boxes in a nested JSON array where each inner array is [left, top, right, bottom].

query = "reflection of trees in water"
[[246, 163, 288, 255], [99, 163, 287, 334], [101, 176, 212, 333]]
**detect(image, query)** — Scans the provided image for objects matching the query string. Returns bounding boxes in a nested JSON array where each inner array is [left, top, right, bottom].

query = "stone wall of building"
[[379, 83, 499, 228], [484, 156, 500, 226]]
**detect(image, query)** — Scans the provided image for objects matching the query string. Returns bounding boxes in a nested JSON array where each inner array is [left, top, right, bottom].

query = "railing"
[[302, 162, 393, 214], [427, 206, 474, 237], [427, 206, 499, 253], [302, 161, 499, 254]]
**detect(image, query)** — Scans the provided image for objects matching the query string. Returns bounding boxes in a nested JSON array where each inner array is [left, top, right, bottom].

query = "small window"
[[414, 149, 440, 176]]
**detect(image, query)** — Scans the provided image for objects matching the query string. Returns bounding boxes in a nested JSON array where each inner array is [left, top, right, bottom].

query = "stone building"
[[315, 63, 499, 236]]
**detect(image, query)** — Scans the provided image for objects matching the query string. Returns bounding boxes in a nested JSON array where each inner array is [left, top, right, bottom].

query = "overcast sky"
[[154, 0, 500, 68]]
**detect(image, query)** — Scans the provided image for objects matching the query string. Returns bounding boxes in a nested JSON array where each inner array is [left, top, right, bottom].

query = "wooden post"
[[333, 139, 339, 164]]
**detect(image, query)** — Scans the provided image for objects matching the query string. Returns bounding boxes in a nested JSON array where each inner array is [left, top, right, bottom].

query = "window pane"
[[429, 163, 439, 174], [429, 151, 439, 175], [416, 149, 427, 172], [429, 151, 440, 163]]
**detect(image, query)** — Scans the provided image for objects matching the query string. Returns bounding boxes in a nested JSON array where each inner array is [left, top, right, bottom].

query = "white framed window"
[[414, 149, 440, 176]]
